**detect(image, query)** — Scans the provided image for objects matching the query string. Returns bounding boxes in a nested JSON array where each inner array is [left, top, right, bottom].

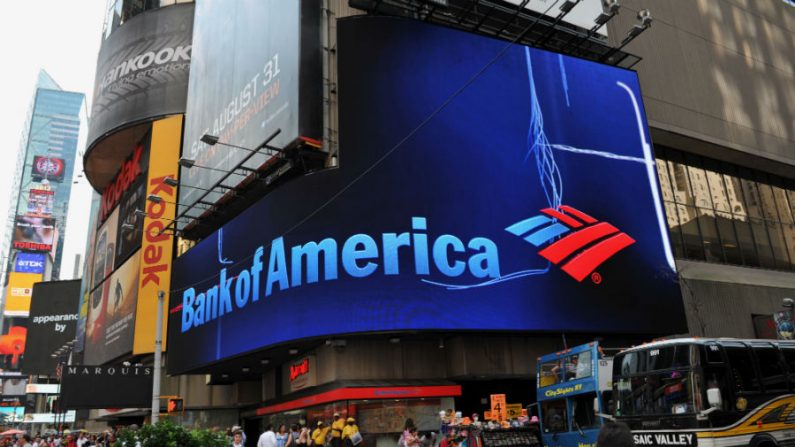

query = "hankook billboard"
[[179, 0, 321, 215], [22, 280, 81, 375], [87, 3, 193, 148], [166, 18, 686, 374]]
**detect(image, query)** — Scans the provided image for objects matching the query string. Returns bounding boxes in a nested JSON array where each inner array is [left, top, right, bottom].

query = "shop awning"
[[254, 380, 462, 416]]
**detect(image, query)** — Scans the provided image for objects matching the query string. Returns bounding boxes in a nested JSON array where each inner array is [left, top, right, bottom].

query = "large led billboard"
[[22, 280, 81, 375], [27, 189, 54, 217], [13, 253, 46, 275], [180, 0, 321, 214], [87, 3, 193, 148], [31, 156, 65, 183], [166, 17, 686, 374], [4, 272, 42, 317], [13, 216, 56, 251]]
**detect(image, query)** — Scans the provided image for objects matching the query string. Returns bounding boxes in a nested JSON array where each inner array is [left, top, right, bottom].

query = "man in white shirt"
[[258, 424, 277, 447]]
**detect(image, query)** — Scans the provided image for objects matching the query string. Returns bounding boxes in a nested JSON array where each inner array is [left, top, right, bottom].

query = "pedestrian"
[[596, 422, 634, 447], [232, 431, 245, 447], [439, 431, 455, 447], [258, 424, 277, 447], [231, 426, 246, 446], [277, 424, 290, 447], [289, 424, 301, 447], [330, 413, 345, 447], [312, 422, 329, 447], [404, 428, 420, 447], [298, 422, 310, 447], [341, 418, 360, 447]]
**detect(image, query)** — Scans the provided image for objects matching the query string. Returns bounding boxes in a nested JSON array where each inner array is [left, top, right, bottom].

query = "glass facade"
[[103, 0, 193, 38], [655, 146, 795, 272]]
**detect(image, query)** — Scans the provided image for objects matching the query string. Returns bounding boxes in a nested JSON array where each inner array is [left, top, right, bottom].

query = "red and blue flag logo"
[[506, 206, 635, 282]]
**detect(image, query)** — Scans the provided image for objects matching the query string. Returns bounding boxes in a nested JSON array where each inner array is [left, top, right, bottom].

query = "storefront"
[[247, 383, 460, 447]]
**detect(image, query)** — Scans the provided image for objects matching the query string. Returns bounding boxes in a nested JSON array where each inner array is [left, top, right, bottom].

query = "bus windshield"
[[613, 344, 700, 416]]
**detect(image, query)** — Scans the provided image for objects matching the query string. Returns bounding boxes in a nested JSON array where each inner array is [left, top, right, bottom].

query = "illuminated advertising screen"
[[0, 324, 28, 371], [31, 156, 66, 183], [27, 189, 54, 216], [166, 17, 686, 374], [180, 0, 320, 215], [13, 253, 46, 274], [13, 216, 56, 251], [4, 272, 43, 317], [84, 252, 140, 364], [0, 407, 24, 423], [91, 207, 119, 289]]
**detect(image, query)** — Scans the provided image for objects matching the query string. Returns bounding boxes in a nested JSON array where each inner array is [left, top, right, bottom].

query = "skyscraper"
[[0, 70, 83, 352]]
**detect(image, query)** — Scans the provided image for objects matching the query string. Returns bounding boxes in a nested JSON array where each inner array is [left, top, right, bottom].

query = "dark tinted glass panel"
[[572, 392, 599, 429], [733, 219, 759, 266], [725, 346, 761, 394], [542, 399, 568, 433], [664, 202, 685, 258], [782, 224, 795, 271], [677, 205, 705, 260], [715, 212, 742, 264], [782, 348, 795, 385], [754, 347, 787, 391], [699, 213, 723, 263], [767, 222, 792, 270], [750, 218, 776, 269]]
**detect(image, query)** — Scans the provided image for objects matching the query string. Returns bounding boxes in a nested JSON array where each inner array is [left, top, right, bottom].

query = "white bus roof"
[[619, 337, 795, 354]]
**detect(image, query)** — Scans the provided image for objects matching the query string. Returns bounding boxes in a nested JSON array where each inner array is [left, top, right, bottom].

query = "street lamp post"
[[151, 290, 164, 423]]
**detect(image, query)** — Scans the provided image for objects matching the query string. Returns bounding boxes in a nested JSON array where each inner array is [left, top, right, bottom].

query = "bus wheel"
[[750, 434, 779, 447]]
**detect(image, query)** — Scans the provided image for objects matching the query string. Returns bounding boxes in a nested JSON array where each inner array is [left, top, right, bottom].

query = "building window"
[[655, 146, 795, 272]]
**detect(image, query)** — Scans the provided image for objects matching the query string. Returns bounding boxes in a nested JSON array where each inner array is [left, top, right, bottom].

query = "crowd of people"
[[0, 430, 117, 447], [252, 413, 361, 447]]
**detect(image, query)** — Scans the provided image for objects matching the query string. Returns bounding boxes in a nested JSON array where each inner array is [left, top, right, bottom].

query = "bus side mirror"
[[707, 388, 722, 409], [594, 397, 599, 414]]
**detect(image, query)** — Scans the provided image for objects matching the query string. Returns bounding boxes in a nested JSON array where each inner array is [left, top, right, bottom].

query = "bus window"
[[781, 348, 795, 389], [724, 346, 761, 394], [565, 350, 592, 381], [572, 392, 599, 429], [754, 346, 787, 392], [647, 345, 691, 371], [702, 364, 730, 411], [540, 360, 562, 387], [619, 351, 640, 376], [542, 399, 568, 433]]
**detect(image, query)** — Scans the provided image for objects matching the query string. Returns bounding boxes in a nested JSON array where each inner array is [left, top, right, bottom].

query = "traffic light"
[[167, 398, 184, 413]]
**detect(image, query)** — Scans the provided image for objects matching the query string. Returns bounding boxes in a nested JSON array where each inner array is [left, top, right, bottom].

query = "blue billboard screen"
[[167, 17, 686, 374], [14, 253, 46, 274]]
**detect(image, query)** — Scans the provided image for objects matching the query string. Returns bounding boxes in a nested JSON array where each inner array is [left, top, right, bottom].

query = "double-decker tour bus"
[[613, 338, 795, 447], [536, 341, 613, 447]]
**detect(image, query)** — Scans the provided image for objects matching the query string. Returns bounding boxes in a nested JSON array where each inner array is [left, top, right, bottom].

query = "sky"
[[0, 0, 106, 279]]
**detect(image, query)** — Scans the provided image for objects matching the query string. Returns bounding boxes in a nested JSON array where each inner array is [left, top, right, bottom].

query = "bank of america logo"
[[506, 206, 635, 283]]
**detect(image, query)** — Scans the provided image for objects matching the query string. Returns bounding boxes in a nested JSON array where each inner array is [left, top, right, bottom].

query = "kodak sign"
[[100, 144, 145, 222], [133, 115, 182, 354]]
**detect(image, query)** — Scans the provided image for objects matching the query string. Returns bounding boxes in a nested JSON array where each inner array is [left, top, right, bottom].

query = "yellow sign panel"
[[133, 115, 181, 354], [490, 394, 507, 421], [4, 272, 43, 316], [506, 404, 523, 419]]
